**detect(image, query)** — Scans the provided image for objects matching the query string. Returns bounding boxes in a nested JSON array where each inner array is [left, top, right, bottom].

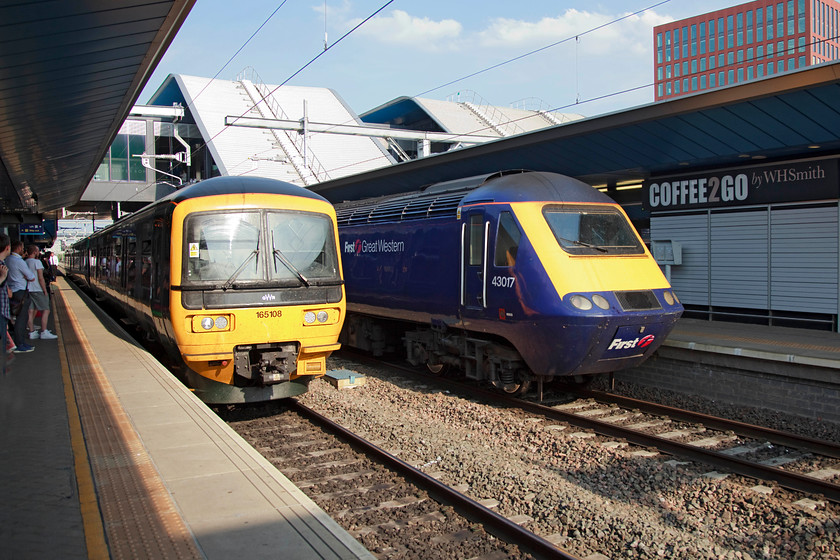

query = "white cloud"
[[351, 9, 462, 50], [476, 8, 672, 57]]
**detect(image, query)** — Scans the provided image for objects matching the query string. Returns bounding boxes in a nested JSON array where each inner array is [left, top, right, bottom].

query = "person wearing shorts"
[[25, 245, 57, 340]]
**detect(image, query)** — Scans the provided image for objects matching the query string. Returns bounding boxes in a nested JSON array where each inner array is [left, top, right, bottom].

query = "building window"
[[757, 45, 764, 59], [682, 25, 689, 58], [766, 4, 774, 40], [718, 17, 725, 50], [658, 84, 664, 97], [701, 75, 707, 88], [666, 64, 672, 78], [674, 27, 680, 60], [727, 14, 735, 48], [691, 59, 698, 73], [777, 2, 784, 38], [683, 61, 688, 75], [787, 0, 795, 35], [767, 61, 775, 74], [709, 55, 716, 69], [778, 59, 785, 72], [798, 55, 805, 66], [665, 30, 671, 62], [692, 76, 698, 90], [778, 40, 785, 56], [95, 124, 146, 183], [728, 69, 735, 84], [747, 47, 754, 62], [757, 7, 764, 41], [719, 70, 725, 84], [748, 65, 754, 79], [738, 49, 744, 63], [728, 51, 735, 64], [700, 21, 706, 54], [757, 63, 764, 77], [675, 80, 680, 94], [768, 42, 774, 57], [691, 24, 697, 56], [738, 67, 744, 81], [701, 57, 707, 71], [719, 53, 725, 67], [747, 10, 754, 43], [667, 82, 672, 95], [798, 0, 805, 33], [683, 78, 689, 91], [709, 19, 716, 51], [737, 12, 744, 46], [710, 73, 716, 87]]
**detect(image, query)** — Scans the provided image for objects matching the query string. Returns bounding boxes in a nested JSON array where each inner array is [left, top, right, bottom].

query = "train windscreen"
[[542, 205, 644, 256], [183, 210, 340, 287]]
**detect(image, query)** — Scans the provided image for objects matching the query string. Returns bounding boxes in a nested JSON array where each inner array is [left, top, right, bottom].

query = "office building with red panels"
[[654, 0, 840, 100]]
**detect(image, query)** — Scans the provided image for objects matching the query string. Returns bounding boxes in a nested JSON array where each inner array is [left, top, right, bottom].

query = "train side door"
[[461, 211, 490, 315]]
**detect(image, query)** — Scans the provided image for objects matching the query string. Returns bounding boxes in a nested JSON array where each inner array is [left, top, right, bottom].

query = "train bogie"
[[336, 171, 683, 393], [65, 176, 345, 404]]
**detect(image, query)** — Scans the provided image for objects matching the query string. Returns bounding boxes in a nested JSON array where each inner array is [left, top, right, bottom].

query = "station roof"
[[310, 61, 840, 203], [0, 0, 194, 213]]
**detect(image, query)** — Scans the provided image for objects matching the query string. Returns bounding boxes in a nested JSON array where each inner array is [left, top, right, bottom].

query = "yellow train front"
[[65, 176, 345, 404]]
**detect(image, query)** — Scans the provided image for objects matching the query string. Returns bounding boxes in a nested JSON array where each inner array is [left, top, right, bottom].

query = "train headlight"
[[592, 294, 610, 310], [304, 311, 317, 324], [201, 317, 214, 330], [569, 295, 593, 310], [215, 316, 229, 329], [663, 291, 675, 305], [316, 310, 329, 323]]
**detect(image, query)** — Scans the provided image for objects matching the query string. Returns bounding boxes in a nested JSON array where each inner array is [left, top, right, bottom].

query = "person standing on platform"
[[25, 245, 56, 340], [7, 240, 35, 353], [0, 234, 11, 372]]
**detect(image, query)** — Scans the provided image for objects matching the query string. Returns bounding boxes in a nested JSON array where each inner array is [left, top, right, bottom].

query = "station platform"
[[665, 317, 840, 370], [0, 277, 374, 560]]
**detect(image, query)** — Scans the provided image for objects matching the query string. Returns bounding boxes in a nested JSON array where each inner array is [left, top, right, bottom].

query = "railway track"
[[219, 400, 580, 560], [347, 351, 840, 505]]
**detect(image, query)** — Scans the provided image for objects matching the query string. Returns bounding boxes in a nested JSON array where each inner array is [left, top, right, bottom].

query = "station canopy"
[[0, 0, 194, 213], [310, 61, 840, 203]]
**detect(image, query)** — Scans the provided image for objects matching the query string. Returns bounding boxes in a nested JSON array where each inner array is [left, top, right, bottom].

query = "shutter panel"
[[710, 210, 768, 309], [770, 206, 839, 314], [651, 213, 709, 305]]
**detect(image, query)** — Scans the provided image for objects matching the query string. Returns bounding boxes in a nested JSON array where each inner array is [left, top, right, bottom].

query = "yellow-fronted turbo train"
[[64, 176, 345, 403]]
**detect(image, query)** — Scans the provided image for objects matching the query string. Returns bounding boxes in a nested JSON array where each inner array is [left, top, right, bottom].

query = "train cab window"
[[543, 205, 644, 256], [267, 211, 339, 284], [494, 212, 521, 267], [184, 212, 263, 284], [468, 214, 484, 266]]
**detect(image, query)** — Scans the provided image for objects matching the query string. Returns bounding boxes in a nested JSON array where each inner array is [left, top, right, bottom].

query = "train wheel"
[[425, 357, 448, 375], [501, 370, 532, 396]]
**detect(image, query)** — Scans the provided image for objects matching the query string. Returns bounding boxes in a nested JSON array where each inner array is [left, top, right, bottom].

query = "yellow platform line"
[[54, 285, 110, 560]]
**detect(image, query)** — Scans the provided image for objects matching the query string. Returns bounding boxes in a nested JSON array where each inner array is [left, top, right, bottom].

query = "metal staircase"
[[236, 67, 330, 185]]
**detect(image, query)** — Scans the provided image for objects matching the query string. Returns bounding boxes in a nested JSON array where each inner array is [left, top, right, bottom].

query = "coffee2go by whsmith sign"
[[643, 158, 839, 211]]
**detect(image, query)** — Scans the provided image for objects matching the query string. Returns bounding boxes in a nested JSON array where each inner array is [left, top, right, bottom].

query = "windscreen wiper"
[[556, 236, 608, 252], [222, 238, 260, 290], [272, 241, 310, 287]]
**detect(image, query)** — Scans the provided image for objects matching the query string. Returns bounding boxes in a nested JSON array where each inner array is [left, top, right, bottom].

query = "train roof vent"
[[336, 191, 468, 225]]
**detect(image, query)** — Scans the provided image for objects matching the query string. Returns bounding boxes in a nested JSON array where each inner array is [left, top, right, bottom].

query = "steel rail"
[[569, 387, 840, 459], [288, 400, 581, 560]]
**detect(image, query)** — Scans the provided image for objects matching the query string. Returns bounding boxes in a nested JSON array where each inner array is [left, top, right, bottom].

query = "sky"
[[140, 0, 739, 119]]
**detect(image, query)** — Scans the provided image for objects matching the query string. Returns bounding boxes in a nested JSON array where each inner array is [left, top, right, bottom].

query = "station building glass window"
[[95, 121, 146, 182]]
